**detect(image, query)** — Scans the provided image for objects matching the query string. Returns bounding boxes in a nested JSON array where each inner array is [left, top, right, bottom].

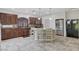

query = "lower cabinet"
[[22, 28, 30, 37], [1, 28, 14, 40], [17, 28, 30, 37], [17, 29, 23, 37], [1, 28, 30, 40]]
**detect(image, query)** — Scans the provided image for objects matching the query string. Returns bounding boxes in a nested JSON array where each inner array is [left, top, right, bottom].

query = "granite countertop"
[[1, 27, 31, 29], [1, 24, 30, 29]]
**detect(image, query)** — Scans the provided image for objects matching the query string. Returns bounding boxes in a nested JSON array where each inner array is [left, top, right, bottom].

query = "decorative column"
[[64, 9, 68, 37]]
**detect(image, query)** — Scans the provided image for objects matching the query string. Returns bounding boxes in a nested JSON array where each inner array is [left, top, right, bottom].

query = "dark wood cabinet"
[[0, 13, 17, 25], [0, 13, 31, 40], [1, 28, 14, 40], [1, 28, 30, 40], [22, 28, 30, 37], [17, 28, 30, 37], [10, 15, 17, 24], [18, 28, 25, 37], [29, 17, 43, 28], [17, 17, 28, 28]]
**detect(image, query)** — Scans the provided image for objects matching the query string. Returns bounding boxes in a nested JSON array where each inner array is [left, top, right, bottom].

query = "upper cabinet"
[[17, 17, 28, 28], [0, 13, 17, 25], [28, 17, 43, 28]]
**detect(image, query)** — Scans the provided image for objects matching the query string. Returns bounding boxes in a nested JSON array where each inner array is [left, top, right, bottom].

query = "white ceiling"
[[0, 8, 79, 17]]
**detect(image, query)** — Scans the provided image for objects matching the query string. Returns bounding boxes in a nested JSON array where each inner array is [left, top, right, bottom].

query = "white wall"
[[42, 15, 55, 29], [42, 12, 65, 30], [66, 10, 79, 19]]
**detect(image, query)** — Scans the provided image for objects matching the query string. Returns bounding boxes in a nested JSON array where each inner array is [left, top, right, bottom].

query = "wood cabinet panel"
[[1, 28, 14, 40], [22, 28, 30, 37], [1, 28, 30, 40], [17, 17, 28, 28], [13, 29, 18, 38], [0, 13, 17, 25], [29, 17, 43, 28], [17, 29, 23, 37], [11, 15, 17, 24]]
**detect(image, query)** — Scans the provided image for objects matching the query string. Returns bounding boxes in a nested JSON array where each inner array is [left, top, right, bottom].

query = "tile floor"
[[0, 35, 79, 51]]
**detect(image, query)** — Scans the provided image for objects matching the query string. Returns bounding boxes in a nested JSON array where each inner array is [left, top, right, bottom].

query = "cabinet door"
[[1, 29, 6, 40], [4, 29, 13, 39], [1, 14, 10, 25], [20, 28, 30, 37], [26, 30, 30, 37], [0, 14, 2, 22], [14, 29, 18, 38], [17, 29, 20, 37], [22, 29, 27, 37], [6, 15, 17, 24], [1, 29, 14, 40], [10, 15, 17, 24], [6, 14, 11, 24], [0, 14, 3, 24], [0, 13, 17, 24], [1, 29, 10, 40], [18, 29, 23, 37], [24, 29, 30, 37], [1, 14, 6, 24]]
